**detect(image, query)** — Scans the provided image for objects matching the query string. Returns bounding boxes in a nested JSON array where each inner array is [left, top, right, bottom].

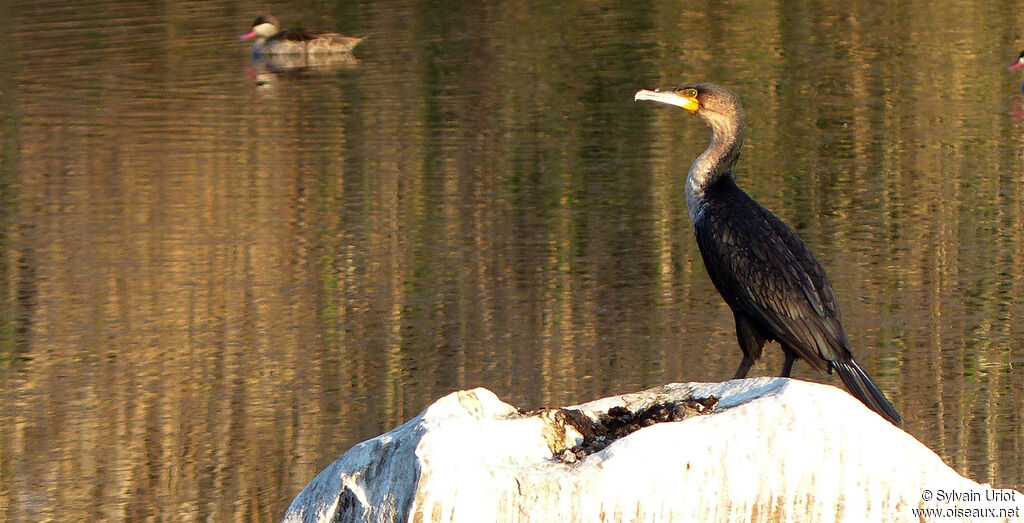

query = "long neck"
[[685, 113, 745, 223]]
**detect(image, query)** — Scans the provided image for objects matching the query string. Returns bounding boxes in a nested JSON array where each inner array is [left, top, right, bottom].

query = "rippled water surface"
[[1, 1, 1023, 519]]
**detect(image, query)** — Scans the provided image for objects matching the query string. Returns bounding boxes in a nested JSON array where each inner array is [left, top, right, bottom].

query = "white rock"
[[283, 379, 1024, 522]]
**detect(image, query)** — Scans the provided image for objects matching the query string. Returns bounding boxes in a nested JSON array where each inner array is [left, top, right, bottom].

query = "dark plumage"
[[635, 82, 902, 425]]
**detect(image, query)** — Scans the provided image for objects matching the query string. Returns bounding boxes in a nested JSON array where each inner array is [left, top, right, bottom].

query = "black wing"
[[693, 179, 851, 371]]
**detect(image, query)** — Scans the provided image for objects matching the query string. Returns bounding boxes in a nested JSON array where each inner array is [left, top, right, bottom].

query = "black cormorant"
[[635, 83, 902, 426]]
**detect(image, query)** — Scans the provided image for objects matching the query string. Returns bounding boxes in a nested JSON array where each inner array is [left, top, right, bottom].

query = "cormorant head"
[[635, 83, 746, 143]]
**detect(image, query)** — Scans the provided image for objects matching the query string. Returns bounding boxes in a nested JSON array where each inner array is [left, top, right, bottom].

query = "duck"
[[1008, 50, 1024, 95], [239, 15, 364, 56]]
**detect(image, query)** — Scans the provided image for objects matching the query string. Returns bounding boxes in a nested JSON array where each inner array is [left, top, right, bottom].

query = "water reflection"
[[1, 0, 1023, 520]]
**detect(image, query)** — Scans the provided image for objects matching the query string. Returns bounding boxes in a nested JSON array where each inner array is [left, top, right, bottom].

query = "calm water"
[[1, 0, 1023, 520]]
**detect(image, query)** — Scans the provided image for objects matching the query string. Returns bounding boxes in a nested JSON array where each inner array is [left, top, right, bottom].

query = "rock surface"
[[283, 378, 1023, 522]]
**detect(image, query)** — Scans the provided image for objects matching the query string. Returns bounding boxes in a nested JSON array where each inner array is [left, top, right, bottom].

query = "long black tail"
[[833, 360, 902, 426]]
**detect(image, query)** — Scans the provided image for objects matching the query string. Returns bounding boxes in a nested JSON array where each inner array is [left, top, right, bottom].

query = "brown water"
[[1, 1, 1022, 520]]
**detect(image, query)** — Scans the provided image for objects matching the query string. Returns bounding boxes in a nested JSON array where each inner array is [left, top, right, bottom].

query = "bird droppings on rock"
[[546, 396, 719, 462], [284, 383, 1024, 522]]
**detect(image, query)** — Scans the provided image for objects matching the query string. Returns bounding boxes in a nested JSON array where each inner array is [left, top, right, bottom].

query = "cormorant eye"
[[683, 88, 698, 98]]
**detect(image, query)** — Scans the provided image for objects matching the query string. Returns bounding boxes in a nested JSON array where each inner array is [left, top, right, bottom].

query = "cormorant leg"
[[733, 313, 766, 379], [734, 356, 755, 379], [780, 349, 797, 377]]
